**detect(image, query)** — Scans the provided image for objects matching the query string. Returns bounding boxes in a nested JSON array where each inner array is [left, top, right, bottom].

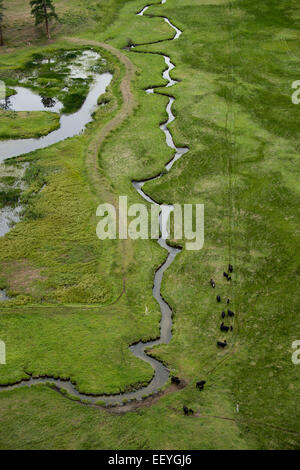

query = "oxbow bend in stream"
[[0, 0, 199, 406], [96, 197, 205, 251]]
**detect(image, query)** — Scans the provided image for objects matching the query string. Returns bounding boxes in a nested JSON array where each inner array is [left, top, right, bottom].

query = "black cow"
[[228, 309, 235, 317], [227, 299, 230, 304], [220, 322, 230, 332], [210, 279, 215, 288], [196, 380, 206, 391], [221, 311, 226, 319], [183, 406, 194, 415], [223, 272, 229, 279], [171, 376, 181, 385], [217, 295, 221, 302], [217, 340, 227, 348], [228, 264, 233, 273], [227, 276, 232, 281]]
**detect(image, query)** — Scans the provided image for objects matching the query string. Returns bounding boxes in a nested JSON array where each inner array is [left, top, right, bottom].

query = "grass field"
[[0, 110, 60, 138], [0, 0, 299, 450]]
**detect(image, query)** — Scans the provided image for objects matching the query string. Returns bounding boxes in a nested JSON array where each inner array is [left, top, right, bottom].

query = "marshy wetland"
[[0, 0, 188, 407], [0, 0, 299, 451]]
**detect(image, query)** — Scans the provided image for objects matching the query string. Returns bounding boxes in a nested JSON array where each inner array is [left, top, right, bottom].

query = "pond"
[[0, 49, 113, 241], [0, 49, 112, 162]]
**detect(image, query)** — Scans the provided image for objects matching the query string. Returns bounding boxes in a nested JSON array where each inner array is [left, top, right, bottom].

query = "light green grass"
[[0, 305, 157, 395], [0, 110, 60, 139], [0, 0, 299, 451], [0, 384, 256, 450], [0, 39, 163, 396], [2, 0, 139, 47]]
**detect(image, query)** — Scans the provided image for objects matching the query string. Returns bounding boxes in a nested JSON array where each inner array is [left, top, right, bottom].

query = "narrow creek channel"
[[0, 0, 189, 407]]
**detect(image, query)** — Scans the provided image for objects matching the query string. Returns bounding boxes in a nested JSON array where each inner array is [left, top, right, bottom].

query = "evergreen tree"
[[30, 0, 58, 39]]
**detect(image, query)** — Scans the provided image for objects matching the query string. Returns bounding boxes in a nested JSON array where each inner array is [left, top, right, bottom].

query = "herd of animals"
[[171, 264, 235, 416]]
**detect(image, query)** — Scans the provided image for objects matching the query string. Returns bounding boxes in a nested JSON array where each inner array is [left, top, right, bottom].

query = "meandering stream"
[[0, 0, 189, 406]]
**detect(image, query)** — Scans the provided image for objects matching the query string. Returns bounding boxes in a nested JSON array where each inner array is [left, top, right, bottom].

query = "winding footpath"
[[0, 0, 189, 407]]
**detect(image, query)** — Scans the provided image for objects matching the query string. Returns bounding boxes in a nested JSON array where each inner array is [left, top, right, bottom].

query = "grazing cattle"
[[228, 309, 235, 317], [210, 279, 215, 288], [196, 380, 206, 391], [227, 276, 231, 281], [217, 295, 221, 302], [223, 272, 229, 279], [228, 264, 233, 273], [217, 340, 227, 348], [227, 299, 230, 304], [183, 406, 194, 415], [220, 322, 230, 332], [171, 376, 181, 385], [221, 311, 226, 319]]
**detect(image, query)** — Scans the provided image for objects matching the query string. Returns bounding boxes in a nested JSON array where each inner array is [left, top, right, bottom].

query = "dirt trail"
[[64, 38, 136, 204], [64, 37, 137, 289]]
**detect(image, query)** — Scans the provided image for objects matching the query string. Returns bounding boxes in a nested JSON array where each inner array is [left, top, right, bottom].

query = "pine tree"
[[30, 0, 58, 39], [0, 0, 5, 46]]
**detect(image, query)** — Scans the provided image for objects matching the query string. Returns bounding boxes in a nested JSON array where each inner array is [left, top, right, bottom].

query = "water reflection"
[[0, 86, 63, 113], [0, 73, 112, 162]]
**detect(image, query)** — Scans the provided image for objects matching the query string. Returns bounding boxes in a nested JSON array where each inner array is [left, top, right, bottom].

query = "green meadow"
[[0, 0, 299, 450], [0, 110, 60, 139]]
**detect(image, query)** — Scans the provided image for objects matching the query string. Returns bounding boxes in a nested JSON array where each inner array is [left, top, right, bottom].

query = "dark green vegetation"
[[0, 0, 299, 450]]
